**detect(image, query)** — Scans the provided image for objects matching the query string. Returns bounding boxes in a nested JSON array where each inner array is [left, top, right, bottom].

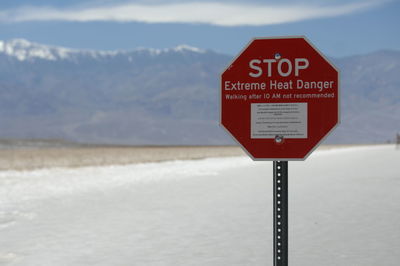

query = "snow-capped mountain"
[[0, 39, 227, 145], [0, 39, 399, 144]]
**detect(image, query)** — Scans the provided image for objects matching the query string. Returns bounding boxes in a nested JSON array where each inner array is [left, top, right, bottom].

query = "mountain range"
[[0, 39, 399, 145]]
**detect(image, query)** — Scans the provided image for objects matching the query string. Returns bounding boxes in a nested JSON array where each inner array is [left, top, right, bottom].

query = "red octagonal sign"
[[221, 36, 339, 160]]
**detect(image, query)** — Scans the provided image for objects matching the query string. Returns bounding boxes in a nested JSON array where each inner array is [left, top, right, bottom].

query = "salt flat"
[[0, 145, 399, 265]]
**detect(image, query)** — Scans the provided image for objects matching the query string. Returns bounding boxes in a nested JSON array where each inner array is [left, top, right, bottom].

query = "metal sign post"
[[273, 161, 288, 266]]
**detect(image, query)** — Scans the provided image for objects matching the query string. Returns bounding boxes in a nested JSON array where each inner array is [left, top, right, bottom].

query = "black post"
[[273, 161, 288, 266]]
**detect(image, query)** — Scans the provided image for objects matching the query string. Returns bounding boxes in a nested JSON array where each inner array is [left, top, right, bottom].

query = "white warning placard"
[[251, 103, 307, 139]]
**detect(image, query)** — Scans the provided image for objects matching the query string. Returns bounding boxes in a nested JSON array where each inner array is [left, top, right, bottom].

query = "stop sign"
[[221, 36, 339, 160]]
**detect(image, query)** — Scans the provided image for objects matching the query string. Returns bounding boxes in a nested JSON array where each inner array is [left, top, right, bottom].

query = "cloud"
[[0, 1, 384, 26]]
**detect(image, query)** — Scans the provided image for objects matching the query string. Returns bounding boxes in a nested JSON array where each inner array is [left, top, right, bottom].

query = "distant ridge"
[[0, 39, 399, 145]]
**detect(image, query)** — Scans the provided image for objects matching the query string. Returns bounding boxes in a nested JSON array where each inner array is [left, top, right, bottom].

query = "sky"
[[0, 0, 399, 57]]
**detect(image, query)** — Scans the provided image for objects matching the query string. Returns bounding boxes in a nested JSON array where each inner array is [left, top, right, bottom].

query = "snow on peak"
[[6, 38, 32, 48], [0, 39, 208, 61], [173, 45, 205, 53], [0, 39, 73, 61]]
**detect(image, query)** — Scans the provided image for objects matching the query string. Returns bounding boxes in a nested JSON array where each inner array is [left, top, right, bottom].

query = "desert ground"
[[0, 142, 366, 170]]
